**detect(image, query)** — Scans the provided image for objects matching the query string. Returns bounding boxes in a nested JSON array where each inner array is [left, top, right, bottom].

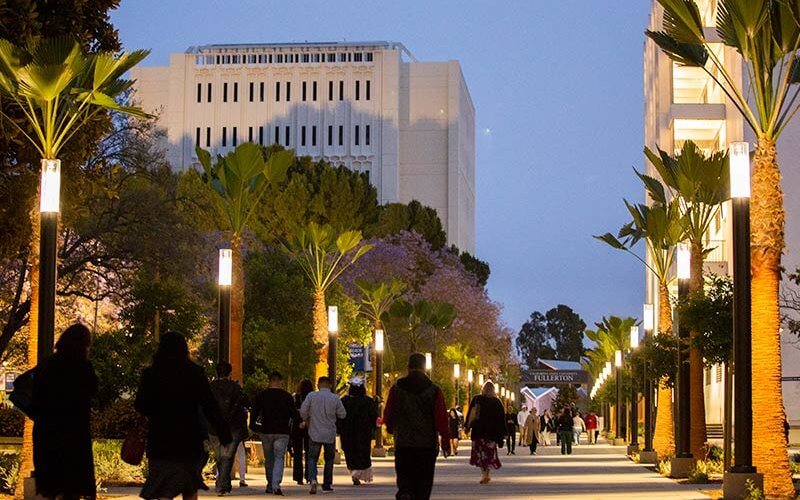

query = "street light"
[[614, 349, 624, 444], [425, 352, 432, 374], [479, 373, 485, 387], [673, 242, 693, 476], [217, 249, 232, 363], [643, 304, 654, 332], [641, 304, 656, 462], [328, 306, 338, 386], [629, 326, 640, 453], [453, 363, 460, 406], [373, 329, 385, 455], [38, 159, 60, 363], [723, 142, 763, 495]]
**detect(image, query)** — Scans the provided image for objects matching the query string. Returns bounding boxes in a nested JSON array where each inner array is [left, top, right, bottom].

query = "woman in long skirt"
[[465, 381, 506, 484], [339, 377, 378, 485]]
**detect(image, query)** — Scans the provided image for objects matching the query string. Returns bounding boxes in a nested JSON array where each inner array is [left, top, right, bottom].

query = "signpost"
[[522, 370, 588, 385]]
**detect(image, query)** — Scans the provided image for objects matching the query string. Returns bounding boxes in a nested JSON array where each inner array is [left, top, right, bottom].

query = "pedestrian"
[[557, 408, 574, 455], [233, 443, 248, 488], [250, 371, 297, 496], [516, 406, 530, 446], [572, 411, 586, 445], [300, 376, 346, 494], [135, 331, 232, 500], [465, 382, 505, 485], [585, 410, 598, 444], [539, 409, 551, 446], [383, 352, 451, 500], [340, 376, 378, 485], [291, 379, 314, 486], [448, 406, 462, 455], [30, 323, 97, 499], [504, 404, 517, 455], [209, 361, 249, 495], [521, 407, 540, 455]]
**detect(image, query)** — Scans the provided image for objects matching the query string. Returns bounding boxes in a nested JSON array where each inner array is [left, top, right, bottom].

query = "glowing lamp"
[[643, 304, 654, 332], [677, 242, 691, 280], [40, 159, 61, 213], [493, 382, 499, 394], [375, 329, 384, 352], [630, 326, 640, 350], [425, 352, 432, 371], [605, 361, 612, 373], [615, 350, 622, 368], [729, 142, 751, 199], [453, 363, 460, 379], [478, 373, 485, 386], [511, 392, 515, 403], [328, 306, 338, 333], [467, 369, 474, 383], [218, 249, 232, 286]]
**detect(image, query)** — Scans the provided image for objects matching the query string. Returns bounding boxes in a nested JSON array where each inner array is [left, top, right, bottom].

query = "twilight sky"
[[112, 0, 652, 333]]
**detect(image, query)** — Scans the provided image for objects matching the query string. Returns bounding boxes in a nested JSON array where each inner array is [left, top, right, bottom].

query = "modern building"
[[644, 0, 800, 433], [131, 41, 476, 253]]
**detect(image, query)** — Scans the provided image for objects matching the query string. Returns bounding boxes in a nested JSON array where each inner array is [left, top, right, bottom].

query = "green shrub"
[[656, 458, 671, 476], [687, 461, 710, 484], [790, 460, 800, 475], [92, 399, 140, 439], [0, 451, 20, 493], [93, 440, 146, 489], [743, 479, 764, 500], [703, 443, 723, 462], [0, 406, 24, 437]]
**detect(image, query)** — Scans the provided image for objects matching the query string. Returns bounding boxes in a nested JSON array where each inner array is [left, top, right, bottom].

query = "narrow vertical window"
[[339, 80, 344, 101], [354, 125, 360, 146], [301, 125, 307, 146], [338, 125, 343, 146], [276, 82, 280, 102], [232, 126, 238, 146], [302, 81, 307, 101], [195, 127, 200, 146], [286, 82, 291, 102], [285, 126, 290, 146], [328, 81, 333, 101], [312, 126, 317, 146], [249, 82, 254, 102], [259, 126, 264, 145], [206, 127, 211, 147], [222, 126, 227, 147], [366, 80, 371, 101], [328, 125, 333, 146], [274, 126, 279, 144], [355, 80, 360, 101], [312, 81, 318, 101], [233, 82, 238, 102], [365, 125, 371, 146], [207, 83, 212, 102], [197, 83, 202, 103], [248, 127, 253, 142], [260, 82, 265, 102], [223, 82, 228, 102]]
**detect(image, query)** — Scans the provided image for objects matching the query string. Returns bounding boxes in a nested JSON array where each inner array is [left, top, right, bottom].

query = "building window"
[[354, 125, 360, 146], [274, 126, 279, 144], [196, 83, 202, 103], [195, 127, 200, 146], [207, 83, 212, 103], [328, 125, 333, 146], [276, 81, 281, 102], [285, 126, 290, 146], [232, 126, 238, 146], [312, 125, 317, 146], [222, 126, 227, 147], [286, 82, 291, 102], [366, 80, 371, 101], [328, 81, 333, 101], [312, 81, 318, 101], [355, 80, 360, 101], [232, 82, 238, 102], [260, 82, 265, 102], [301, 125, 307, 146], [365, 52, 373, 62], [206, 127, 211, 147], [302, 81, 307, 101], [338, 125, 343, 146], [248, 126, 253, 142], [353, 52, 363, 62], [339, 80, 344, 101], [249, 82, 254, 102], [223, 82, 228, 102], [365, 125, 371, 146], [258, 126, 264, 145]]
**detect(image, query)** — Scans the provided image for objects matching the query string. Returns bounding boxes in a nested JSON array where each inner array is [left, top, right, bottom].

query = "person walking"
[[504, 405, 517, 455], [465, 382, 506, 485], [135, 331, 231, 500], [448, 406, 462, 455], [539, 409, 551, 446], [516, 406, 530, 446], [233, 443, 248, 488], [291, 379, 314, 486], [209, 361, 249, 495], [585, 410, 598, 445], [383, 353, 451, 500], [250, 371, 297, 496], [30, 323, 97, 499], [557, 408, 574, 455], [572, 411, 586, 446], [521, 407, 540, 455], [339, 377, 378, 485], [300, 376, 346, 494]]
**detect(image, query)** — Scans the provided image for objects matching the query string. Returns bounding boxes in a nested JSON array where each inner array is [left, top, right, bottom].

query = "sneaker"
[[322, 485, 333, 493], [266, 486, 274, 494], [352, 478, 361, 486], [310, 482, 317, 495], [274, 489, 284, 496], [239, 481, 249, 488]]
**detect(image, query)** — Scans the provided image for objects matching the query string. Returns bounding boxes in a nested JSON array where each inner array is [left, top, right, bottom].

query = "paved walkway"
[[107, 440, 709, 499]]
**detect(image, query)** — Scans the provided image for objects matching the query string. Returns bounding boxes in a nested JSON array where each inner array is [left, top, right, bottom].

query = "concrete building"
[[644, 0, 800, 433], [131, 41, 476, 253]]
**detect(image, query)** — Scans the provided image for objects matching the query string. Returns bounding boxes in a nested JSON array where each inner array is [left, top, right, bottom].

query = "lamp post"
[[628, 326, 640, 454], [217, 249, 232, 364], [615, 350, 624, 445], [604, 361, 612, 433], [328, 306, 338, 386], [467, 369, 474, 404], [453, 363, 460, 407], [671, 242, 694, 477], [425, 352, 432, 377], [373, 329, 386, 456], [38, 159, 60, 363], [478, 373, 485, 388], [640, 303, 658, 463], [722, 142, 763, 495]]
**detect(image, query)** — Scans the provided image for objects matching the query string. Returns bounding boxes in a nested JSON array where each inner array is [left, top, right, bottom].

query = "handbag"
[[9, 367, 36, 418], [121, 420, 147, 466], [466, 401, 481, 431]]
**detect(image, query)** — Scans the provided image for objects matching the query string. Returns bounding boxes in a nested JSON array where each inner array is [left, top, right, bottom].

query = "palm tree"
[[0, 37, 150, 496], [641, 141, 729, 460], [355, 278, 406, 330], [197, 143, 294, 381], [595, 199, 685, 458], [646, 1, 800, 493], [283, 222, 372, 380]]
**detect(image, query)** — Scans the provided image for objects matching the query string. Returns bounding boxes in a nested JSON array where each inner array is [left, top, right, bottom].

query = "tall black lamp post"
[[628, 326, 640, 454], [722, 142, 763, 496], [640, 303, 658, 463], [38, 159, 60, 364], [217, 249, 232, 364], [328, 306, 338, 387], [615, 349, 624, 445], [671, 242, 694, 477], [372, 328, 386, 457], [453, 363, 460, 407]]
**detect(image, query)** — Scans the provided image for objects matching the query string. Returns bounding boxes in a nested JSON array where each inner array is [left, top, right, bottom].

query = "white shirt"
[[517, 410, 530, 427], [299, 388, 347, 444]]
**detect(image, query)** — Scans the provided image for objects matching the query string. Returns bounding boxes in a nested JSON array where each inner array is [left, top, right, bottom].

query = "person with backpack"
[[465, 382, 505, 485], [209, 361, 250, 495]]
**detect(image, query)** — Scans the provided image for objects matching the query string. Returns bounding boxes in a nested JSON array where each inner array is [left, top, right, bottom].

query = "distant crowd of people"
[[19, 323, 605, 500]]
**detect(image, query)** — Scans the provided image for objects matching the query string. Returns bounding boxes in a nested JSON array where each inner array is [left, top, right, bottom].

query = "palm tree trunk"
[[652, 282, 675, 459], [230, 234, 244, 382], [688, 242, 707, 461], [15, 196, 40, 498], [750, 138, 793, 497], [312, 289, 328, 382]]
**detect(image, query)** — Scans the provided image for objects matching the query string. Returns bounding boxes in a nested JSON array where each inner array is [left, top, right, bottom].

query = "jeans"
[[307, 441, 335, 488], [292, 434, 309, 484], [211, 429, 246, 492], [559, 431, 573, 455], [260, 434, 290, 490], [505, 432, 515, 453], [395, 446, 438, 500], [573, 428, 581, 444], [529, 440, 538, 454]]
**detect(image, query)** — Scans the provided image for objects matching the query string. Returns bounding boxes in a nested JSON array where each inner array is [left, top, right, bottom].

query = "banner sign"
[[348, 344, 372, 372], [4, 372, 15, 391], [523, 370, 588, 384]]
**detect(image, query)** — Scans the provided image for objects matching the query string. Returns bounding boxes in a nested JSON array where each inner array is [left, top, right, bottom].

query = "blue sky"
[[112, 1, 651, 333]]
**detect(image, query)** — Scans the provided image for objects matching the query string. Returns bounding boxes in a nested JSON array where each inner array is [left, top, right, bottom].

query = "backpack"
[[9, 367, 36, 418]]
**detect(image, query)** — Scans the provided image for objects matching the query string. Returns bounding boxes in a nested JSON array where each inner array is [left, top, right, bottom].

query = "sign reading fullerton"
[[524, 370, 588, 385]]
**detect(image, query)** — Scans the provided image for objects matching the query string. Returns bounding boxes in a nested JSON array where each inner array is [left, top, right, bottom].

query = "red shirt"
[[585, 413, 598, 429]]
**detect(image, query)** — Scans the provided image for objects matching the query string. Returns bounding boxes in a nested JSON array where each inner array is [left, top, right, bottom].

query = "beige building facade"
[[131, 41, 476, 253], [644, 0, 800, 429]]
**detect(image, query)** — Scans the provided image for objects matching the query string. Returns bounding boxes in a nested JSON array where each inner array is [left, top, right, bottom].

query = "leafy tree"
[[355, 278, 405, 330], [516, 305, 586, 366], [459, 251, 490, 287], [646, 2, 800, 492], [387, 298, 456, 355], [375, 200, 447, 250], [516, 311, 556, 366], [678, 275, 733, 367], [551, 384, 579, 414]]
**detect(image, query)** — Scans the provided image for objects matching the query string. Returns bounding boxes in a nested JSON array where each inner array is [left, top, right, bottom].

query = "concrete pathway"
[[106, 440, 709, 499]]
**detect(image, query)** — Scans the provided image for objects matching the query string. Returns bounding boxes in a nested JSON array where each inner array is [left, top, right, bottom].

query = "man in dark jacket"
[[383, 353, 451, 500], [251, 371, 298, 496], [209, 361, 250, 495]]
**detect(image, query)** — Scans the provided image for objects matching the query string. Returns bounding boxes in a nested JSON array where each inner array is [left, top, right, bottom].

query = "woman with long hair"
[[135, 331, 231, 500], [339, 377, 378, 485], [464, 381, 505, 484], [31, 323, 97, 499], [291, 378, 314, 485]]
